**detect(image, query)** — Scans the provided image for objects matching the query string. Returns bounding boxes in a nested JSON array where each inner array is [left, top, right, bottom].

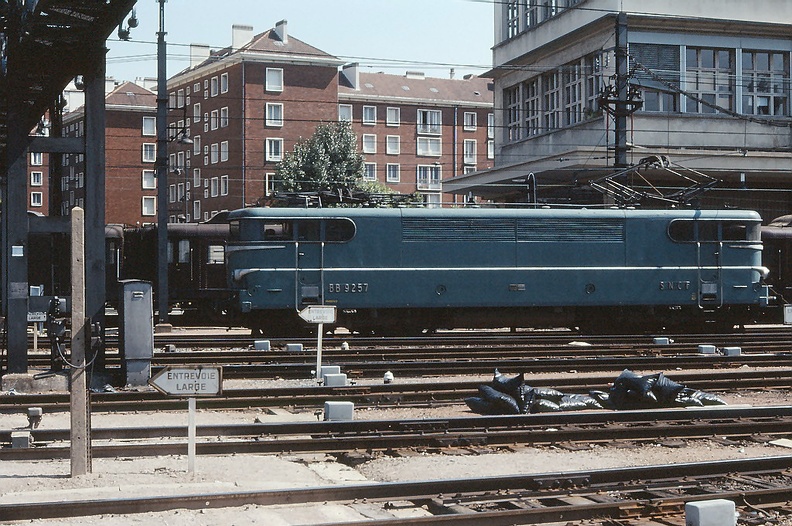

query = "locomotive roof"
[[227, 207, 762, 221]]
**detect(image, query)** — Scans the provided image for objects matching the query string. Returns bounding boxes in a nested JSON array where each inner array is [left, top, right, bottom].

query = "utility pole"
[[614, 11, 629, 169], [155, 0, 170, 330]]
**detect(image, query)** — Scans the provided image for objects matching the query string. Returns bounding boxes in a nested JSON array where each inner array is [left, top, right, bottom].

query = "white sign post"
[[299, 306, 337, 381], [148, 366, 222, 473]]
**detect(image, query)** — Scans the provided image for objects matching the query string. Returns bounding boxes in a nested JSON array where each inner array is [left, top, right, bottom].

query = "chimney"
[[274, 19, 288, 44], [190, 43, 210, 68], [341, 63, 360, 90], [232, 24, 253, 51], [449, 68, 455, 79]]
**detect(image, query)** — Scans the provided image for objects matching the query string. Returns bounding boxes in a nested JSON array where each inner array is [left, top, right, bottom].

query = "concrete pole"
[[155, 0, 171, 330], [70, 207, 91, 476]]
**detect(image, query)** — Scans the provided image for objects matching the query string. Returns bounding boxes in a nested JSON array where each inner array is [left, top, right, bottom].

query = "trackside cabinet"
[[118, 280, 154, 386]]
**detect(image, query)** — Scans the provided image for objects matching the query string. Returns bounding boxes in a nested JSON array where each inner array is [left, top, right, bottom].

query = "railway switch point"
[[323, 373, 348, 387], [27, 407, 43, 429], [698, 345, 717, 355], [285, 343, 304, 353], [722, 346, 742, 356], [685, 498, 736, 526], [323, 401, 354, 421], [11, 431, 32, 449], [253, 340, 271, 351]]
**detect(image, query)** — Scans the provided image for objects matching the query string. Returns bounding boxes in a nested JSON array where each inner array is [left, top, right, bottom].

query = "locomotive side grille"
[[402, 219, 516, 241], [517, 219, 625, 242]]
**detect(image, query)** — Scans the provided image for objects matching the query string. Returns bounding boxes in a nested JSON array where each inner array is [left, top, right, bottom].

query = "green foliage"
[[275, 121, 364, 193]]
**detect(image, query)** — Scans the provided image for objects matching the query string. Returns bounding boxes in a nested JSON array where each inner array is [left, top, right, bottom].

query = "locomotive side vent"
[[402, 219, 516, 242], [517, 219, 625, 242]]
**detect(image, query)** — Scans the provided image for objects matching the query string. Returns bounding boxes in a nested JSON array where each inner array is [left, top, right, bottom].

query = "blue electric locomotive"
[[225, 207, 770, 335]]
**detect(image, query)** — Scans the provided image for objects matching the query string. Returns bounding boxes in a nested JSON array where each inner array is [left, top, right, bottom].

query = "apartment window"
[[177, 182, 185, 202], [193, 168, 201, 187], [386, 135, 400, 155], [142, 196, 156, 216], [142, 116, 156, 136], [210, 76, 219, 97], [362, 134, 377, 154], [417, 109, 442, 134], [363, 105, 377, 125], [386, 107, 400, 126], [176, 89, 185, 108], [685, 47, 734, 113], [417, 137, 441, 156], [417, 165, 441, 191], [142, 143, 156, 162], [220, 174, 229, 196], [487, 113, 494, 139], [506, 0, 519, 38], [423, 193, 441, 208], [193, 201, 201, 221], [338, 104, 352, 121], [30, 152, 43, 166], [525, 1, 539, 28], [463, 139, 477, 164], [363, 163, 376, 181], [524, 78, 540, 136], [563, 61, 584, 126], [464, 166, 477, 174], [169, 184, 177, 203], [210, 177, 219, 197], [487, 140, 494, 159], [30, 192, 43, 207], [193, 103, 201, 122], [265, 173, 276, 196], [220, 72, 229, 93], [266, 68, 284, 92], [505, 85, 522, 141], [585, 53, 604, 116], [220, 141, 229, 162], [266, 103, 284, 127], [210, 109, 219, 130], [542, 72, 561, 130], [30, 171, 43, 186], [210, 143, 219, 164], [463, 112, 477, 131], [220, 107, 229, 127], [742, 50, 789, 116], [386, 163, 400, 183], [142, 169, 156, 189], [193, 135, 201, 156], [266, 138, 283, 161]]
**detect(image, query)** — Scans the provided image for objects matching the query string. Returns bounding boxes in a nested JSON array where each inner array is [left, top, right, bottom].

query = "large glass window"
[[417, 137, 441, 156], [417, 165, 441, 191], [742, 50, 789, 116], [685, 47, 734, 113], [417, 109, 442, 134], [564, 61, 584, 125], [542, 72, 561, 130], [505, 85, 522, 141]]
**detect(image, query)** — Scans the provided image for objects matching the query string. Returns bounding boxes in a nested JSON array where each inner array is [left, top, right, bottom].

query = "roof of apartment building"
[[105, 81, 156, 108], [338, 70, 493, 106]]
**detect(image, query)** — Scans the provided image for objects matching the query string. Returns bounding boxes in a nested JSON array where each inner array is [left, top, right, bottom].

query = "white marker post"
[[298, 306, 337, 380], [149, 366, 222, 473]]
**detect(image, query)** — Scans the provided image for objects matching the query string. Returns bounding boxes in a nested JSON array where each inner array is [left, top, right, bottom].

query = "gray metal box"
[[323, 373, 347, 387], [698, 344, 717, 355], [685, 499, 736, 526], [320, 365, 341, 376], [285, 343, 303, 353], [324, 401, 354, 421], [11, 431, 31, 449], [118, 280, 154, 386], [253, 340, 271, 351]]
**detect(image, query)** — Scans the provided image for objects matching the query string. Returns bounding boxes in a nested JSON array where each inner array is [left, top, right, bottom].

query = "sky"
[[105, 0, 495, 83]]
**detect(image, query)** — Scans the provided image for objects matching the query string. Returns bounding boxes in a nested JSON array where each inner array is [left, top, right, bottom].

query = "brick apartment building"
[[42, 20, 493, 224], [60, 81, 157, 225]]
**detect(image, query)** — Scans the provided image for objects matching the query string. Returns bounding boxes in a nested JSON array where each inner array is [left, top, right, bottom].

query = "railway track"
[[4, 405, 792, 460], [2, 455, 792, 524], [2, 368, 792, 413]]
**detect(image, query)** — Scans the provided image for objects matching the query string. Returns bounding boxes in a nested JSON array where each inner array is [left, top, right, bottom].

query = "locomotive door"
[[696, 221, 722, 307], [294, 220, 324, 307]]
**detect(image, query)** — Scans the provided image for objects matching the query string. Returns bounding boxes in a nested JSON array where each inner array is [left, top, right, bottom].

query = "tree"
[[275, 121, 364, 193]]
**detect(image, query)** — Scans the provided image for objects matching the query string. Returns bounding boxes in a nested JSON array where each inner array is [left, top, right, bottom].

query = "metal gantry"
[[0, 0, 136, 374]]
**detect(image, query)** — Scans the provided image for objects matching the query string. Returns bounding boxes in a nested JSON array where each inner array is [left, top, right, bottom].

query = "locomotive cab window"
[[325, 219, 355, 242], [296, 220, 321, 242], [262, 221, 292, 241], [207, 245, 224, 264], [669, 219, 759, 243]]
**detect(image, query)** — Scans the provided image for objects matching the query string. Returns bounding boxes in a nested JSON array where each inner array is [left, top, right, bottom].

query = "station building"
[[446, 0, 792, 222]]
